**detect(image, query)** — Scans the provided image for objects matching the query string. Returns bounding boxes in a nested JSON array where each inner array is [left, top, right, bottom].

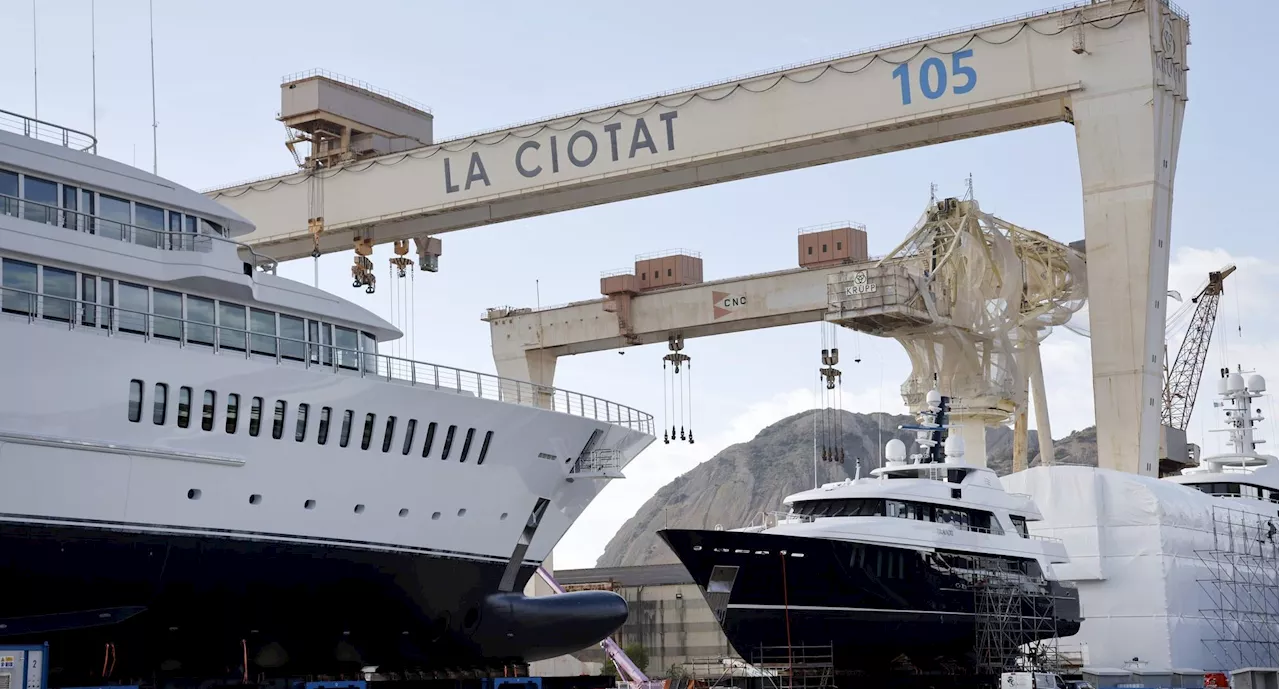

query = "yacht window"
[[382, 416, 397, 452], [226, 393, 240, 434], [99, 278, 115, 330], [402, 419, 417, 455], [41, 266, 76, 322], [128, 379, 143, 422], [441, 425, 457, 460], [218, 302, 247, 351], [279, 315, 306, 361], [98, 194, 130, 242], [248, 397, 263, 436], [421, 421, 437, 458], [199, 218, 224, 237], [61, 184, 79, 230], [80, 275, 97, 327], [134, 203, 164, 249], [22, 175, 57, 224], [152, 383, 168, 425], [1, 258, 37, 315], [272, 400, 287, 440], [362, 331, 378, 373], [308, 320, 331, 365], [187, 296, 215, 345], [184, 215, 197, 235], [81, 190, 95, 231], [360, 413, 377, 450], [116, 282, 148, 334], [250, 309, 277, 357], [339, 410, 354, 447], [168, 211, 183, 250], [201, 390, 216, 431], [335, 326, 359, 370], [477, 431, 494, 465], [887, 500, 906, 519], [1010, 515, 1030, 538], [459, 428, 476, 462], [177, 387, 192, 428], [295, 403, 310, 442], [317, 407, 332, 445], [152, 289, 182, 340], [0, 170, 17, 215]]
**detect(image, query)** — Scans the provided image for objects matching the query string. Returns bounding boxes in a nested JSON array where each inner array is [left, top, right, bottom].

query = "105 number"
[[891, 49, 977, 105]]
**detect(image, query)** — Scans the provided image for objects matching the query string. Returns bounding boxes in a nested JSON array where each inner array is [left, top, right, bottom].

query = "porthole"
[[398, 508, 409, 518], [500, 512, 508, 521], [457, 508, 467, 517], [431, 511, 441, 520], [354, 504, 366, 514], [249, 494, 262, 505], [187, 488, 202, 500], [304, 499, 316, 510]]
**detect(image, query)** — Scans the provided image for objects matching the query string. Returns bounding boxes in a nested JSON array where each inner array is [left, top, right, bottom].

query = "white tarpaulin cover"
[[1002, 466, 1279, 673]]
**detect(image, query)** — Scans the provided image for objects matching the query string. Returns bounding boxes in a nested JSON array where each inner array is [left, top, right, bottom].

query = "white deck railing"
[[2, 289, 654, 435]]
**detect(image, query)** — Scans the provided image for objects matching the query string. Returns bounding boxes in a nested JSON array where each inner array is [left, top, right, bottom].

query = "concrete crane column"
[[494, 346, 558, 410], [949, 416, 989, 469], [1070, 33, 1185, 476]]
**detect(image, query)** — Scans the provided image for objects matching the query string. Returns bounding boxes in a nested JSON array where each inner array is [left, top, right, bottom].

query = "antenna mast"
[[32, 0, 38, 134], [149, 0, 158, 174], [91, 0, 97, 140]]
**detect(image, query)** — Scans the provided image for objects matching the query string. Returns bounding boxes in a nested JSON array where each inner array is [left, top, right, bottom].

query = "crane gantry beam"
[[485, 197, 1087, 468], [208, 0, 1191, 477]]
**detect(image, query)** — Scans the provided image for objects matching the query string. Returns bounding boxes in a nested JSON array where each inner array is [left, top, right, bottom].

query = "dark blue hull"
[[658, 528, 1080, 672], [0, 521, 626, 685]]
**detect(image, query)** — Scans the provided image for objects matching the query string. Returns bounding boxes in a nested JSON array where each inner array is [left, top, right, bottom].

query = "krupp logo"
[[1161, 16, 1177, 58]]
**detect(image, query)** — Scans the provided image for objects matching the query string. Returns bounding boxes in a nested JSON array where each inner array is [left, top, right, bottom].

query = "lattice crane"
[[1162, 264, 1235, 431]]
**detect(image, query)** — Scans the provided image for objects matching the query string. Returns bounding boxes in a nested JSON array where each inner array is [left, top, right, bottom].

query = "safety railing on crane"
[[1, 288, 654, 435]]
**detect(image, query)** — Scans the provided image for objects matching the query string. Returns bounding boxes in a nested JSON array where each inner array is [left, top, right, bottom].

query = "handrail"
[[0, 108, 98, 153], [282, 69, 432, 114], [2, 288, 653, 435], [1, 194, 278, 274]]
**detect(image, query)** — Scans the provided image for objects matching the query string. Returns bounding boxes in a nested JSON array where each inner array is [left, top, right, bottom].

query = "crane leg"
[[1027, 340, 1055, 465]]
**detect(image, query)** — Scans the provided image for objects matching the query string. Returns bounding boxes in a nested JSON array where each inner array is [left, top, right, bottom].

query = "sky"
[[3, 0, 1276, 569]]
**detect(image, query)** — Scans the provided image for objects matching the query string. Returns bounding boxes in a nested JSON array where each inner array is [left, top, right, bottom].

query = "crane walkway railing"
[[2, 288, 653, 434]]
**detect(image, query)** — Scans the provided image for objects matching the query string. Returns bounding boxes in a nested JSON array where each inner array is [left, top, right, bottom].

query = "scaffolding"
[[1197, 503, 1279, 670], [963, 554, 1063, 675], [748, 644, 835, 689]]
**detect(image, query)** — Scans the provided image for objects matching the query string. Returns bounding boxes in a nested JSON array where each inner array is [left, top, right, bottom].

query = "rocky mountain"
[[595, 409, 1097, 568]]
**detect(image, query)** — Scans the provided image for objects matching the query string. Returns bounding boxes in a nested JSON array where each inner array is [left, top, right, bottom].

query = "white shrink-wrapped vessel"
[[1003, 367, 1278, 676]]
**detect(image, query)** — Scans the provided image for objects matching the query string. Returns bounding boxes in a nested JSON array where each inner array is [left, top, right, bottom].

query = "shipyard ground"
[[41, 671, 613, 689]]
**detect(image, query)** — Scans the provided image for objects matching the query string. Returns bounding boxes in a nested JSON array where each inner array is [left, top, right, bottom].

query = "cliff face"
[[595, 409, 1096, 568]]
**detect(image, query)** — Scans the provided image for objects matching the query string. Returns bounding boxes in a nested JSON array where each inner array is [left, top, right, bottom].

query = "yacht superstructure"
[[659, 392, 1081, 673], [1165, 367, 1279, 507], [0, 112, 655, 682]]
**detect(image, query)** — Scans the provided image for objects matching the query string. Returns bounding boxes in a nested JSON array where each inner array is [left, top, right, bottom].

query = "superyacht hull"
[[659, 528, 1080, 672], [0, 520, 627, 684]]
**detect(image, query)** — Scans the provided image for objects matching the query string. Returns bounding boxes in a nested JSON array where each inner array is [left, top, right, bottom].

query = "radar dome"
[[885, 438, 907, 463], [944, 434, 965, 463], [925, 389, 942, 407], [1217, 376, 1229, 395], [1247, 374, 1266, 393], [1228, 372, 1245, 392]]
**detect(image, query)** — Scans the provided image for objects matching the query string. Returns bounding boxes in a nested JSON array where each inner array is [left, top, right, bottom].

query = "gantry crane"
[[1161, 264, 1235, 435]]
